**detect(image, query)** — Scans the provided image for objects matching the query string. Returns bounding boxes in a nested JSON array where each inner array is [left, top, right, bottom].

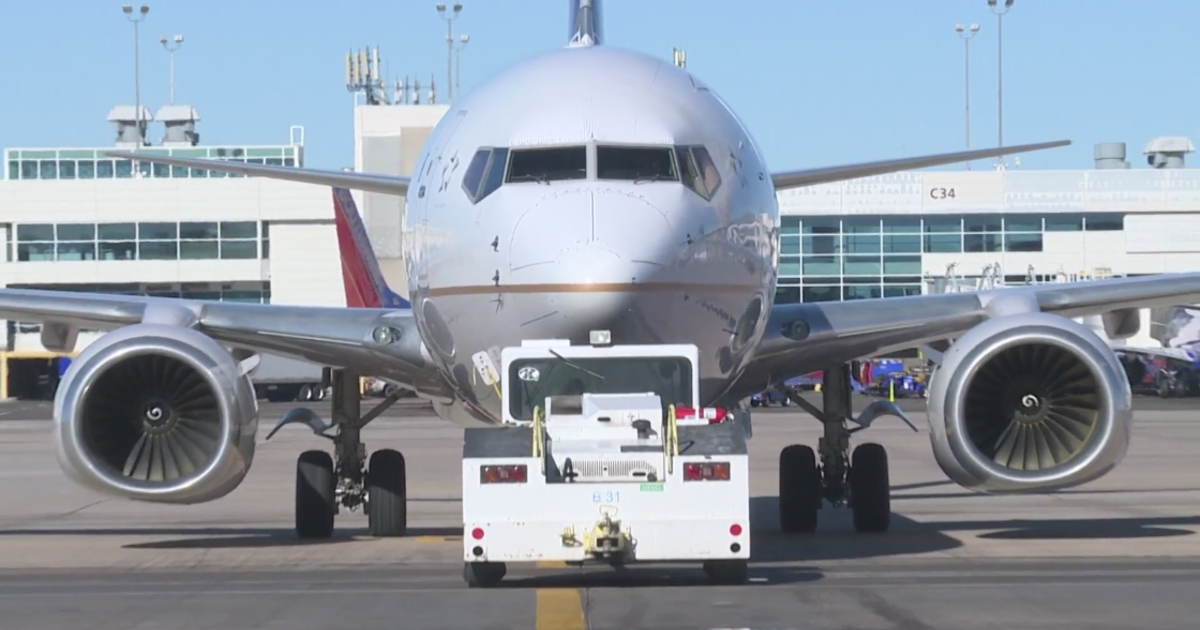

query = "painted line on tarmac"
[[414, 536, 461, 543], [536, 587, 585, 630]]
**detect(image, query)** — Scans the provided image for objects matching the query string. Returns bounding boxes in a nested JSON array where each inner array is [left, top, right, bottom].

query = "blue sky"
[[0, 0, 1195, 172]]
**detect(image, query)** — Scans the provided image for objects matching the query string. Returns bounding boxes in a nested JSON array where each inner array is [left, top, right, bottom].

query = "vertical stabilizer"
[[331, 187, 411, 309], [568, 0, 603, 47]]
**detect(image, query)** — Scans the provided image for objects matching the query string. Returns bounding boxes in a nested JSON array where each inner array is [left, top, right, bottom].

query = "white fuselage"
[[400, 45, 780, 425]]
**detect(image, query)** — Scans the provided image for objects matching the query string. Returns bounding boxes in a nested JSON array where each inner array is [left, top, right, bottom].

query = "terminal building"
[[774, 137, 1200, 305]]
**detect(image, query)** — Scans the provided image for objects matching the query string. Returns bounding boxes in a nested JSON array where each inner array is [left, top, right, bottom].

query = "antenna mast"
[[345, 45, 390, 105]]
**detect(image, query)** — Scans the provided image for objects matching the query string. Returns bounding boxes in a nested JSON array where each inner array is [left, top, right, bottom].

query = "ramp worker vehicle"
[[460, 331, 750, 587]]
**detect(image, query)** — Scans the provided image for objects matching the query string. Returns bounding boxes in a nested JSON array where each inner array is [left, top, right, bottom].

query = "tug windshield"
[[507, 355, 693, 421]]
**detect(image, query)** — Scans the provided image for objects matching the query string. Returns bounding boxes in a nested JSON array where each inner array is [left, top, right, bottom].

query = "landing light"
[[589, 329, 612, 345]]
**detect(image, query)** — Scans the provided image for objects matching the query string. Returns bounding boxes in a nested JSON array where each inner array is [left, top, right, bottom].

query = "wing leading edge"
[[737, 272, 1200, 400], [104, 151, 411, 197], [770, 140, 1070, 190], [0, 289, 454, 402]]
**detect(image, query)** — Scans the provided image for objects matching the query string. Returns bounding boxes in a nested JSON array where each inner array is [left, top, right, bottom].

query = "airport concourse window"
[[1045, 214, 1083, 231], [506, 356, 693, 421], [1084, 213, 1124, 231], [775, 286, 800, 304], [506, 146, 586, 183], [596, 146, 678, 181], [1005, 233, 1043, 252], [11, 221, 261, 262]]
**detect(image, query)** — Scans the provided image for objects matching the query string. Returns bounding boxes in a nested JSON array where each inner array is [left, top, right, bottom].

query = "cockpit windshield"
[[506, 146, 587, 183], [507, 355, 693, 421], [596, 146, 678, 182]]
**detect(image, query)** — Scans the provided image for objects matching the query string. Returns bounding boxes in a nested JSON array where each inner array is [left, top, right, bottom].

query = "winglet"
[[568, 0, 603, 47], [331, 188, 410, 309]]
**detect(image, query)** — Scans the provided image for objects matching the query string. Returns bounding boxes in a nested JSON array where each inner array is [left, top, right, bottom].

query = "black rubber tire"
[[778, 444, 820, 533], [849, 442, 890, 533], [703, 560, 748, 585], [367, 449, 408, 537], [295, 450, 336, 539], [463, 562, 506, 588]]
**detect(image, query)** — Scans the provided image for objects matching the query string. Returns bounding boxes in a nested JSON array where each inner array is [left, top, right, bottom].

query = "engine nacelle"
[[54, 324, 259, 504], [926, 312, 1133, 493]]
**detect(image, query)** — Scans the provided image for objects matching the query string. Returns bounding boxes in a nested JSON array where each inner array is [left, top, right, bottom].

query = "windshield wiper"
[[510, 173, 550, 185], [549, 349, 606, 380], [634, 173, 676, 184]]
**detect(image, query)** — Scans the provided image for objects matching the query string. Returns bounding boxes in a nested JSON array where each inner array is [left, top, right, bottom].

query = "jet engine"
[[925, 311, 1133, 493], [54, 323, 259, 504]]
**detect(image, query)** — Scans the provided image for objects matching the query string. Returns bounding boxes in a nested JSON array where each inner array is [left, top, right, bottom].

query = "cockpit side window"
[[506, 146, 587, 183], [461, 149, 491, 203], [462, 147, 510, 204], [675, 145, 722, 200], [479, 148, 509, 199], [596, 146, 678, 182], [691, 146, 722, 198]]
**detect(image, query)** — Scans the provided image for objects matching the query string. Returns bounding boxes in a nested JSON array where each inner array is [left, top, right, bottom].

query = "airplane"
[[5, 0, 1200, 542]]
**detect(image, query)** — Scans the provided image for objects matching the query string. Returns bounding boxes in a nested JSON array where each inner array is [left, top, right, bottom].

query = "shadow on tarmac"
[[0, 526, 462, 548]]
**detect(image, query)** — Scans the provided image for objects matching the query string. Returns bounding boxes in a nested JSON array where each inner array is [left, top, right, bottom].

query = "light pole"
[[122, 4, 150, 145], [956, 23, 979, 169], [988, 0, 1014, 158], [160, 33, 183, 104], [454, 34, 469, 99], [436, 2, 463, 101]]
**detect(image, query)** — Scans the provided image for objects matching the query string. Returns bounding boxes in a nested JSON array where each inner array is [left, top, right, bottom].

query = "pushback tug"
[[460, 330, 751, 587]]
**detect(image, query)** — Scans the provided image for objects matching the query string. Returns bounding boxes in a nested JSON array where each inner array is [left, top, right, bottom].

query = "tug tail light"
[[683, 461, 731, 481], [480, 464, 527, 484], [675, 407, 729, 424]]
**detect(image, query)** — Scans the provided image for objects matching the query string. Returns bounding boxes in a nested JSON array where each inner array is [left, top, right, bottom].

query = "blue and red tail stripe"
[[331, 187, 411, 309]]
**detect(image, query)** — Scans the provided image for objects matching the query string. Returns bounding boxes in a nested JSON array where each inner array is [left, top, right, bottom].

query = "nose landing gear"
[[270, 368, 410, 539], [774, 364, 915, 534]]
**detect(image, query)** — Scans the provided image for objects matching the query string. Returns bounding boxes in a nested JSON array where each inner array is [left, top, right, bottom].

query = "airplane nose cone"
[[508, 188, 673, 284]]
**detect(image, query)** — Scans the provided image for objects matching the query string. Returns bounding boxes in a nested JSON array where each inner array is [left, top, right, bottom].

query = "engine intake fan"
[[926, 312, 1133, 494], [54, 323, 259, 504]]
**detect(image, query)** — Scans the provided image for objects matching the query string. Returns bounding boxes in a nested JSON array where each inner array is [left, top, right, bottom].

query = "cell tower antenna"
[[345, 45, 390, 105]]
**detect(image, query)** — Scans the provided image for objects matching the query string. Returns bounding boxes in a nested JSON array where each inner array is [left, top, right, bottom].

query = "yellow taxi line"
[[536, 588, 586, 630]]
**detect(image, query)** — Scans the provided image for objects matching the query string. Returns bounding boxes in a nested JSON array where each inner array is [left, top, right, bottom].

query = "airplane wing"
[[0, 290, 455, 401], [104, 151, 412, 196], [735, 272, 1200, 399], [770, 140, 1070, 190], [1111, 343, 1195, 364]]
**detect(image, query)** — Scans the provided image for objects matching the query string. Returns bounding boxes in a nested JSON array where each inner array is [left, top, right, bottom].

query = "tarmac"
[[0, 394, 1197, 629]]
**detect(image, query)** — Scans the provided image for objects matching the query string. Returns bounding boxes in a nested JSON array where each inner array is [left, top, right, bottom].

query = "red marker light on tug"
[[674, 407, 729, 424]]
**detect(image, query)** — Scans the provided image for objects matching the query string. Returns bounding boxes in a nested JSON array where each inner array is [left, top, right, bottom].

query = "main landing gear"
[[774, 364, 918, 534], [267, 368, 409, 539]]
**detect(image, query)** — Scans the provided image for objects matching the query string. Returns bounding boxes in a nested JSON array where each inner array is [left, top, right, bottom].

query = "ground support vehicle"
[[459, 335, 750, 587]]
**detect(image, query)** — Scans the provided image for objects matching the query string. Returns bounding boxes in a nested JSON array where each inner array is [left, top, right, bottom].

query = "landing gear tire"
[[367, 448, 408, 537], [295, 450, 336, 539], [463, 561, 507, 588], [298, 384, 313, 402], [779, 444, 820, 533], [703, 559, 748, 584], [849, 442, 890, 533]]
